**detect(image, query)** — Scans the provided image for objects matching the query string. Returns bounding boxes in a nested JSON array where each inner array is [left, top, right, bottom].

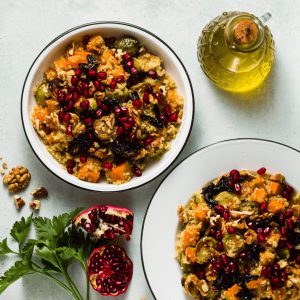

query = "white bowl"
[[21, 22, 194, 192], [141, 138, 300, 299]]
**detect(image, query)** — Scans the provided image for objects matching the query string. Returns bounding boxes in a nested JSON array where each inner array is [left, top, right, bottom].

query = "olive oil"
[[198, 12, 275, 93]]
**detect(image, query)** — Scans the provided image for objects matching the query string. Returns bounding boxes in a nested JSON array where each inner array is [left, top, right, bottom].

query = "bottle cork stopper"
[[233, 19, 259, 45]]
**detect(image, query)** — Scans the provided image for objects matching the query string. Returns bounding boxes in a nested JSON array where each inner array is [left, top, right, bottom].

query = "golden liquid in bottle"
[[198, 12, 275, 93]]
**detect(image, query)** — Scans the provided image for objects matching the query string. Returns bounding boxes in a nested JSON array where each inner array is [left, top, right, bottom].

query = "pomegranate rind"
[[73, 205, 134, 241], [88, 245, 133, 296]]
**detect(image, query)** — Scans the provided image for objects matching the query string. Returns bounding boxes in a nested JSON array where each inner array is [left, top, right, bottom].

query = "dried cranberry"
[[79, 155, 87, 163], [257, 167, 267, 175]]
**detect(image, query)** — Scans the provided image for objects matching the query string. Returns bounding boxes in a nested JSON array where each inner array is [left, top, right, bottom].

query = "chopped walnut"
[[31, 187, 48, 198], [2, 162, 8, 169], [3, 166, 31, 193], [13, 195, 25, 210], [29, 200, 41, 210]]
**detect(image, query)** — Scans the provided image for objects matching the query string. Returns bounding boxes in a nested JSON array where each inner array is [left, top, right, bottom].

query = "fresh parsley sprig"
[[0, 208, 94, 300]]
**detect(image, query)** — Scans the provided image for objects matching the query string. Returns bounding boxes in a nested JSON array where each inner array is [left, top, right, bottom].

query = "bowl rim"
[[140, 137, 300, 299], [20, 21, 195, 192]]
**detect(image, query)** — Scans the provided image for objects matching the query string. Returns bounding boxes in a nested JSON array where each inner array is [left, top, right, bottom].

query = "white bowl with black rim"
[[21, 22, 194, 192]]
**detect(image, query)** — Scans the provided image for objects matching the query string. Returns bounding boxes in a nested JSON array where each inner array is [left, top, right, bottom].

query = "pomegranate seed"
[[230, 169, 240, 178], [71, 75, 79, 86], [102, 104, 109, 111], [285, 209, 294, 218], [114, 106, 121, 115], [79, 155, 87, 163], [80, 99, 90, 110], [57, 90, 65, 102], [257, 228, 263, 234], [263, 227, 271, 235], [84, 118, 93, 126], [210, 228, 216, 237], [221, 254, 229, 264], [287, 242, 293, 251], [224, 266, 231, 273], [169, 113, 178, 122], [119, 116, 128, 123], [130, 67, 138, 74], [58, 111, 64, 121], [110, 79, 117, 90], [123, 52, 131, 61], [122, 122, 132, 130], [73, 92, 80, 101], [160, 115, 168, 123], [67, 159, 75, 167], [273, 263, 280, 270], [127, 117, 135, 125], [239, 251, 247, 259], [67, 166, 74, 174], [120, 107, 129, 114], [247, 222, 255, 230], [223, 210, 230, 221], [63, 112, 71, 122], [144, 137, 154, 147], [229, 262, 236, 272], [148, 70, 157, 79], [215, 231, 223, 241], [74, 68, 82, 76], [143, 92, 150, 103], [116, 127, 125, 135], [261, 266, 271, 277], [234, 183, 241, 193], [228, 180, 234, 189], [214, 205, 225, 215], [65, 93, 73, 102], [125, 60, 133, 68], [65, 101, 74, 111], [279, 213, 285, 223], [216, 242, 224, 251], [286, 218, 294, 230], [133, 99, 143, 109], [257, 167, 267, 175], [94, 80, 100, 89], [281, 271, 287, 281], [99, 84, 105, 92], [227, 226, 236, 234], [260, 202, 268, 212], [280, 226, 287, 236], [97, 71, 107, 80], [134, 167, 142, 177], [164, 105, 171, 117], [102, 162, 113, 170], [95, 109, 103, 118], [66, 124, 73, 135], [257, 233, 266, 243], [88, 69, 97, 77], [81, 82, 89, 90], [116, 75, 125, 83]]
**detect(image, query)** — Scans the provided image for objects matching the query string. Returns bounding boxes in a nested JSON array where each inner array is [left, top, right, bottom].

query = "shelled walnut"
[[13, 195, 25, 210], [29, 200, 41, 210], [3, 166, 31, 193], [31, 187, 48, 198]]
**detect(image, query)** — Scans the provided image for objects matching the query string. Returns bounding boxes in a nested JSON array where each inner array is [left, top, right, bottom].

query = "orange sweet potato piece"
[[223, 284, 241, 299], [250, 188, 267, 203], [195, 209, 208, 221], [246, 278, 263, 290], [269, 182, 283, 195], [185, 247, 197, 263], [54, 50, 90, 71], [181, 225, 200, 248], [77, 158, 101, 183], [268, 198, 288, 214], [32, 107, 49, 122], [106, 162, 131, 183]]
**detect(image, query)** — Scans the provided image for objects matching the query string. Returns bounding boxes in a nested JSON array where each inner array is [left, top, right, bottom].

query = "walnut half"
[[13, 195, 25, 210], [31, 187, 48, 198], [3, 166, 31, 193]]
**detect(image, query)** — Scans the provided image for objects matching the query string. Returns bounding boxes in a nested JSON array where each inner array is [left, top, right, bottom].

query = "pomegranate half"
[[88, 245, 133, 296], [73, 205, 134, 241]]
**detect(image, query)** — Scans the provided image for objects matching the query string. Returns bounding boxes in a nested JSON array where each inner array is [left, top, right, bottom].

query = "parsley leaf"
[[0, 260, 34, 294], [10, 214, 33, 248], [33, 208, 83, 248], [0, 238, 14, 256]]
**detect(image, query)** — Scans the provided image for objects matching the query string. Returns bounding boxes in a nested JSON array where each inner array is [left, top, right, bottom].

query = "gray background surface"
[[0, 0, 299, 299]]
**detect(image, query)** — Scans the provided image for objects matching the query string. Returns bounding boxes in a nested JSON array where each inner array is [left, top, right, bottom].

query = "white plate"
[[141, 138, 300, 300], [21, 22, 194, 192]]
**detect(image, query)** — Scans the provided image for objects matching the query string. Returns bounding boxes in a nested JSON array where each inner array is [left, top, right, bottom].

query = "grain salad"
[[31, 34, 183, 184], [177, 168, 300, 299]]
